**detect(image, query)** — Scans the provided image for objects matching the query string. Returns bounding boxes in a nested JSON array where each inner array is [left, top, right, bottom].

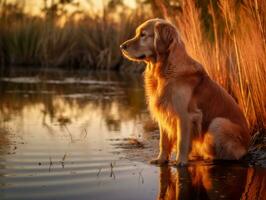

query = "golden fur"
[[120, 18, 250, 165]]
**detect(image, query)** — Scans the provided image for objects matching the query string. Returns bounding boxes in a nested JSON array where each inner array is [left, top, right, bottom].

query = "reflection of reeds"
[[0, 72, 147, 133], [241, 168, 266, 200], [157, 0, 266, 132]]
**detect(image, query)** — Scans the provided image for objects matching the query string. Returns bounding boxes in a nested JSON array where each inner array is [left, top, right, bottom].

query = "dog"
[[120, 18, 250, 165]]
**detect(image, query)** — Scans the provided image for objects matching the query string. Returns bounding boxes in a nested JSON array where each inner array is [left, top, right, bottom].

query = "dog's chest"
[[144, 74, 158, 97], [144, 72, 161, 103], [144, 73, 176, 126]]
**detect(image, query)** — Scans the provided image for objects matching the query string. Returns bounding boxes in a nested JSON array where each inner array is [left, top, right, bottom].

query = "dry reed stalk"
[[157, 0, 266, 132]]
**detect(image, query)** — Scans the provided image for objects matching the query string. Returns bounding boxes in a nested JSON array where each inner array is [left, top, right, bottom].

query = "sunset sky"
[[4, 0, 137, 15]]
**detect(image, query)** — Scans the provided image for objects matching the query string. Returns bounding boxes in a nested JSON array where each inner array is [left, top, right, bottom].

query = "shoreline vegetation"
[[156, 0, 266, 134], [0, 0, 149, 71], [0, 0, 266, 133]]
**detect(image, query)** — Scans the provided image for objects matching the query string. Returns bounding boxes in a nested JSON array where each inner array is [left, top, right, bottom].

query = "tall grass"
[[158, 0, 266, 133], [0, 3, 148, 71]]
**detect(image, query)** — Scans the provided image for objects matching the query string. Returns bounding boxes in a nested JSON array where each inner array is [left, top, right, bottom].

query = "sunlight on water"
[[0, 71, 159, 200], [0, 70, 265, 200]]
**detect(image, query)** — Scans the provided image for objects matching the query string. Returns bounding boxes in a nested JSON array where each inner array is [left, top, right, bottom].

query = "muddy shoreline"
[[111, 129, 266, 167]]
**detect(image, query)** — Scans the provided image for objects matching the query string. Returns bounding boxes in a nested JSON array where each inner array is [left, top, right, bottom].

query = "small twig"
[[110, 162, 116, 179], [62, 153, 67, 162], [63, 125, 74, 143], [49, 156, 53, 172], [64, 125, 88, 143], [138, 169, 144, 184], [83, 128, 88, 139], [97, 168, 102, 177], [61, 153, 67, 168]]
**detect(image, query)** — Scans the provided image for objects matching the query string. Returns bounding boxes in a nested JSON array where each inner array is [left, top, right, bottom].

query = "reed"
[[158, 0, 266, 132], [0, 2, 148, 70]]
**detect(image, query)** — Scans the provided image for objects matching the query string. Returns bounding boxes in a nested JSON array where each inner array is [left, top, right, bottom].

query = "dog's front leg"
[[172, 86, 193, 166], [150, 124, 171, 165], [176, 114, 192, 166]]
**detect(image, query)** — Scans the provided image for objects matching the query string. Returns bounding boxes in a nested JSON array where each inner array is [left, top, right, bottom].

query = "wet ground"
[[0, 69, 265, 200]]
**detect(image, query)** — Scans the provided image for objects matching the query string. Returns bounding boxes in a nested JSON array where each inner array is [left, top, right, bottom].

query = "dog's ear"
[[154, 22, 183, 59]]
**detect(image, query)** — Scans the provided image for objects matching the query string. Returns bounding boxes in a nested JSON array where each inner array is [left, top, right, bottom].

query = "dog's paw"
[[149, 158, 168, 165]]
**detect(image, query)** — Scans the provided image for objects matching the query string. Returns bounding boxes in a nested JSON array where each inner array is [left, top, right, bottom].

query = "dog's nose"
[[120, 43, 128, 50]]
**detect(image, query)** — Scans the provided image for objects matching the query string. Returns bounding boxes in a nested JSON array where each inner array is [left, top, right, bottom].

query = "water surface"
[[0, 70, 265, 200]]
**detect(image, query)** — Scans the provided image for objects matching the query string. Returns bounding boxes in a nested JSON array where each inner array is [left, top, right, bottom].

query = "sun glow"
[[3, 0, 137, 16]]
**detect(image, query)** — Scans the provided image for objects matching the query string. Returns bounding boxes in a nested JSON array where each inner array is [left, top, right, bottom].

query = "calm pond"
[[0, 70, 265, 200]]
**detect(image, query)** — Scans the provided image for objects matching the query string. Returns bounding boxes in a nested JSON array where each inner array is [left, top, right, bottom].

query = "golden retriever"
[[120, 18, 250, 165]]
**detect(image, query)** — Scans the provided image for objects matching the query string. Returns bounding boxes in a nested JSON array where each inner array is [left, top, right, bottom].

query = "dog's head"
[[120, 18, 184, 63]]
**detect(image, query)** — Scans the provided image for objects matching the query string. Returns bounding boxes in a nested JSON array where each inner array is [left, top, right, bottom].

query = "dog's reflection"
[[158, 165, 212, 200], [157, 164, 265, 200]]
